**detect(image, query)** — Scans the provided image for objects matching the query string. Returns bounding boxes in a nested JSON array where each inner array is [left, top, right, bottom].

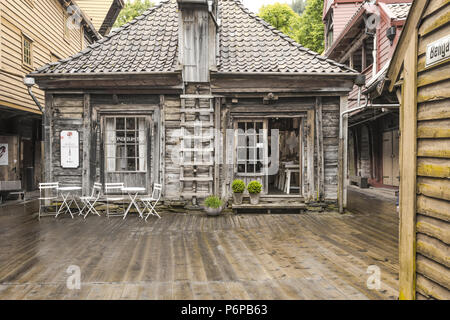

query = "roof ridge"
[[228, 0, 355, 73], [32, 0, 171, 74]]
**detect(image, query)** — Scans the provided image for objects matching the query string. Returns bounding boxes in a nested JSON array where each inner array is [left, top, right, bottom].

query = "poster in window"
[[0, 144, 8, 166], [60, 131, 79, 168]]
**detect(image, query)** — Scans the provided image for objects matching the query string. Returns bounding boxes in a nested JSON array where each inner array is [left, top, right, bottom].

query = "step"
[[232, 202, 307, 214], [180, 177, 213, 182]]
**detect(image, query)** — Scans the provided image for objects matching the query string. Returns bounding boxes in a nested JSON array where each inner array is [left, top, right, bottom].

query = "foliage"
[[247, 181, 262, 194], [296, 0, 325, 53], [258, 3, 301, 39], [204, 196, 223, 209], [232, 179, 246, 193], [290, 0, 306, 15], [114, 0, 154, 28]]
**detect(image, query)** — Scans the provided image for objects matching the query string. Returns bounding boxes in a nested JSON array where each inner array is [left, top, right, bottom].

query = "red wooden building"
[[323, 0, 412, 189]]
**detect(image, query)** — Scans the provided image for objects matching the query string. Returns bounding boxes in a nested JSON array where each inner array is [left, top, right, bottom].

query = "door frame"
[[231, 115, 305, 197]]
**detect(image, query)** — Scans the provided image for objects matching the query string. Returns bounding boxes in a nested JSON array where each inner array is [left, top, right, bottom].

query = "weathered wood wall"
[[414, 1, 450, 300]]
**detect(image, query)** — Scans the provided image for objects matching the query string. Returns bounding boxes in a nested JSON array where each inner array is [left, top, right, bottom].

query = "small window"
[[105, 117, 147, 173], [22, 35, 33, 69]]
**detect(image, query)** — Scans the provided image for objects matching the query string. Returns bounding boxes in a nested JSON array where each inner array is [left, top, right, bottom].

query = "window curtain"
[[138, 118, 146, 172], [105, 118, 116, 172]]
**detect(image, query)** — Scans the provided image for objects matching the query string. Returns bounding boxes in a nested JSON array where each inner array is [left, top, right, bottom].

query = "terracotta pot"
[[204, 206, 223, 216], [249, 193, 260, 205], [233, 193, 244, 205]]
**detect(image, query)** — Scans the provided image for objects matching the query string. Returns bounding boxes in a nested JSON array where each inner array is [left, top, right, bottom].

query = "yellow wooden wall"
[[76, 0, 114, 31], [0, 0, 86, 114], [414, 0, 450, 300]]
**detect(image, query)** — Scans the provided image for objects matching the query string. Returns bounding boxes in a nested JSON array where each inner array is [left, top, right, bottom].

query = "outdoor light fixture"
[[386, 26, 397, 45], [23, 76, 35, 87], [24, 76, 43, 113]]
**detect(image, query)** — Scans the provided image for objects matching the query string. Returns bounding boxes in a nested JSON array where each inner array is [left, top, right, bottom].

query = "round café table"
[[121, 187, 146, 220], [56, 186, 82, 219]]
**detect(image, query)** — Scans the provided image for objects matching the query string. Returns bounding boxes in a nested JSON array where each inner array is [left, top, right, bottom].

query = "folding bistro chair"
[[38, 182, 59, 220], [79, 183, 102, 219], [105, 183, 125, 217], [141, 184, 162, 221]]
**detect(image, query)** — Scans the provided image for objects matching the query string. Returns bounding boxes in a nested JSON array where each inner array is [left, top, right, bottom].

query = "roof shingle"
[[33, 0, 356, 75], [386, 3, 412, 20]]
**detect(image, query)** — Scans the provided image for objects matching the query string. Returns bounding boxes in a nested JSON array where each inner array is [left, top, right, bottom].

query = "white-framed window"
[[236, 121, 265, 175], [105, 117, 147, 173], [22, 34, 33, 69]]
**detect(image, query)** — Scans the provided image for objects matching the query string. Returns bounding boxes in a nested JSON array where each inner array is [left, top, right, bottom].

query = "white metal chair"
[[79, 183, 102, 219], [140, 184, 162, 221], [105, 183, 125, 218], [38, 182, 60, 220]]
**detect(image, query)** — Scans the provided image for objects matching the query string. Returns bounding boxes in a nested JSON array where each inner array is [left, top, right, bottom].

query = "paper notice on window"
[[0, 144, 8, 166], [60, 131, 79, 168], [426, 35, 450, 68]]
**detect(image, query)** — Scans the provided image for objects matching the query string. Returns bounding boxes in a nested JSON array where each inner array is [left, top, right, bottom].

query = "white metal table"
[[56, 186, 82, 219], [121, 187, 146, 220]]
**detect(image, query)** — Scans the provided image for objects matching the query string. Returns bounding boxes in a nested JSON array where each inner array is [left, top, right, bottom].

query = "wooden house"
[[76, 0, 124, 36], [0, 0, 120, 192], [323, 0, 412, 189], [30, 0, 360, 210], [386, 0, 449, 300]]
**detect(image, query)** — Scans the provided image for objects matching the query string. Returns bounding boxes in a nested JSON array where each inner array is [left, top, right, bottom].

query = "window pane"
[[116, 131, 125, 143], [126, 118, 135, 130], [127, 158, 136, 171], [116, 118, 125, 130], [126, 131, 136, 144], [127, 145, 136, 158]]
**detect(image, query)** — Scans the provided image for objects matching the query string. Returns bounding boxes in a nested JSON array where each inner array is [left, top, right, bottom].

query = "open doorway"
[[268, 118, 302, 196]]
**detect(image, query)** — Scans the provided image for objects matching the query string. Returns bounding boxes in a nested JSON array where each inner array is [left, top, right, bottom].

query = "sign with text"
[[0, 144, 8, 166], [60, 131, 79, 168], [426, 35, 450, 67]]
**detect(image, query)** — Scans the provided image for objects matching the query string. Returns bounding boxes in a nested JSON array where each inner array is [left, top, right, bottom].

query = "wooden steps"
[[232, 202, 307, 214]]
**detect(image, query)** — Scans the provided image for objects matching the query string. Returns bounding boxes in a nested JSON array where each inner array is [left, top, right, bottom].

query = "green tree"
[[296, 0, 325, 53], [290, 0, 306, 15], [258, 3, 301, 39], [114, 0, 154, 27]]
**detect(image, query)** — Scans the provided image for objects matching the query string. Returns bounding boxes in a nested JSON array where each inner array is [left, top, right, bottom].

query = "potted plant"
[[247, 181, 262, 205], [204, 195, 224, 216], [231, 179, 246, 205]]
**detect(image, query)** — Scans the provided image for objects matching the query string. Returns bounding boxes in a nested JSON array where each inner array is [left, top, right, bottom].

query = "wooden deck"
[[0, 206, 399, 300]]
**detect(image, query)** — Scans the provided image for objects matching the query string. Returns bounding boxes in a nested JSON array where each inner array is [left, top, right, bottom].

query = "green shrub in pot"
[[247, 181, 262, 205], [204, 196, 224, 216], [231, 179, 245, 204]]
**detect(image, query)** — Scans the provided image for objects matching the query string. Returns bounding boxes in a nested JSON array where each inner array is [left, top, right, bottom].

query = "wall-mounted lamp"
[[386, 26, 397, 46]]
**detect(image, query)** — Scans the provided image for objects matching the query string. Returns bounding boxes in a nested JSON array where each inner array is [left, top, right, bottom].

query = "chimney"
[[177, 0, 219, 83]]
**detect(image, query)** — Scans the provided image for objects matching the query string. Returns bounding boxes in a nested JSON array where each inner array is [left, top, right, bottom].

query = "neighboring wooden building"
[[386, 0, 449, 300], [323, 0, 412, 189], [0, 0, 120, 192], [30, 0, 359, 209], [76, 0, 124, 36]]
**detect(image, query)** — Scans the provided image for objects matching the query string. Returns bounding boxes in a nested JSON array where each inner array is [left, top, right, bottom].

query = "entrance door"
[[382, 130, 400, 186], [103, 116, 152, 191], [234, 120, 269, 194]]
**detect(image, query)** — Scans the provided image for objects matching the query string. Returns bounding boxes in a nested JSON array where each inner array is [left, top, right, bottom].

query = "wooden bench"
[[349, 176, 369, 189], [0, 181, 25, 204]]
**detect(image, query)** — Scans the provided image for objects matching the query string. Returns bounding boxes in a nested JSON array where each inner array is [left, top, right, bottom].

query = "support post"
[[82, 93, 91, 195], [338, 95, 348, 213], [306, 108, 315, 202], [44, 93, 53, 183], [399, 31, 417, 301]]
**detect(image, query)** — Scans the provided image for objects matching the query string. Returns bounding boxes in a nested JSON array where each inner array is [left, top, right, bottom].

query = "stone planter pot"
[[249, 193, 260, 205], [233, 193, 244, 205], [204, 206, 224, 216]]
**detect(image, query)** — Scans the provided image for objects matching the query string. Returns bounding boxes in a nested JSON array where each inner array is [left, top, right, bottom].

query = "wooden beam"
[[315, 97, 324, 201], [338, 95, 348, 213], [160, 95, 166, 197], [398, 32, 418, 301], [82, 93, 91, 195], [306, 108, 315, 202], [214, 97, 221, 196]]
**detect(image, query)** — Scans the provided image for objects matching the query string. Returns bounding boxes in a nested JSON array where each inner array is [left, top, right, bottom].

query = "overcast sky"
[[153, 0, 291, 13]]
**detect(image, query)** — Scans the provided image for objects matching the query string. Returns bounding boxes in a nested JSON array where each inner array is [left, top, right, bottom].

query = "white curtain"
[[138, 118, 146, 172], [105, 118, 116, 172]]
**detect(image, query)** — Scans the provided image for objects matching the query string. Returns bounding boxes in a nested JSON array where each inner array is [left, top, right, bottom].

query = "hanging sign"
[[426, 35, 450, 67], [0, 144, 8, 166], [60, 131, 79, 168]]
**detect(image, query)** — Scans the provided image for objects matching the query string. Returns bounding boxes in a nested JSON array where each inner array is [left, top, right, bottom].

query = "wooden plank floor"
[[0, 207, 399, 300]]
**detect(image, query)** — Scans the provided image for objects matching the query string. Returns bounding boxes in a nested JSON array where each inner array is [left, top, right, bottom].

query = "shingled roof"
[[32, 0, 355, 75], [386, 3, 412, 20]]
